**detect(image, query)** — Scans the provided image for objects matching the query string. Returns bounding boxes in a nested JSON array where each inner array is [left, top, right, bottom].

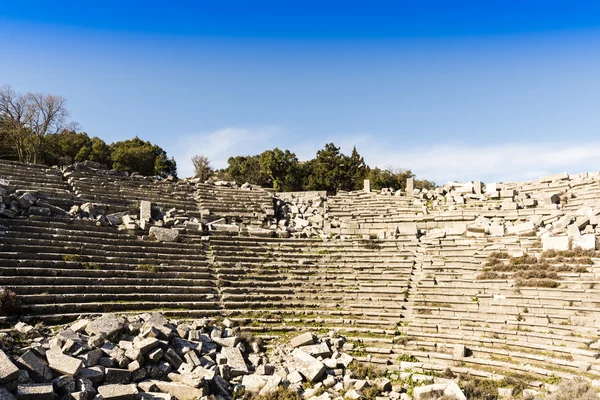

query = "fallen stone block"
[[290, 332, 314, 348], [97, 384, 138, 400], [16, 384, 55, 400], [15, 350, 53, 383], [46, 351, 83, 376], [220, 347, 248, 377], [573, 234, 596, 250], [149, 227, 179, 242], [0, 349, 20, 384], [542, 235, 570, 251], [153, 382, 207, 400], [290, 349, 326, 383], [241, 375, 268, 393], [85, 314, 124, 339]]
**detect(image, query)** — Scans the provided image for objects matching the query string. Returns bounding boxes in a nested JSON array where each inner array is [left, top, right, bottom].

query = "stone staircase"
[[195, 183, 274, 226], [0, 216, 219, 324]]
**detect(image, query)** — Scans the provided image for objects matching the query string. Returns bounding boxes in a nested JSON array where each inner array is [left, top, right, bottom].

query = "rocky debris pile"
[[0, 188, 67, 220], [273, 193, 339, 239], [0, 313, 470, 400]]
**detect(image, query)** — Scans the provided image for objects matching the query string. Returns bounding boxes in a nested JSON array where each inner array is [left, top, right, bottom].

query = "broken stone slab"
[[241, 375, 268, 393], [139, 201, 152, 222], [290, 332, 314, 348], [257, 375, 282, 397], [290, 349, 326, 383], [78, 368, 104, 385], [68, 320, 89, 334], [573, 234, 596, 250], [153, 382, 207, 400], [298, 342, 331, 358], [46, 351, 83, 376], [137, 393, 172, 400], [97, 384, 138, 400], [15, 350, 53, 383], [85, 314, 124, 339], [16, 383, 55, 400], [104, 368, 132, 385], [542, 236, 570, 251], [134, 338, 160, 354], [0, 349, 21, 384], [149, 227, 179, 242], [220, 347, 248, 377]]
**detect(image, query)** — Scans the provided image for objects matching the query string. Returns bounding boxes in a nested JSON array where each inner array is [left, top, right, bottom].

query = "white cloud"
[[167, 126, 600, 184], [167, 126, 282, 178], [357, 141, 600, 184]]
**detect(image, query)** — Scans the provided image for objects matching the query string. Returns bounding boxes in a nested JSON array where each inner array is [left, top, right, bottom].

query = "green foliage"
[[76, 136, 111, 165], [136, 264, 163, 273], [366, 166, 413, 191], [0, 287, 21, 316], [110, 137, 177, 177], [348, 360, 385, 379], [62, 254, 83, 262], [222, 143, 434, 194], [259, 148, 303, 191], [45, 130, 91, 165]]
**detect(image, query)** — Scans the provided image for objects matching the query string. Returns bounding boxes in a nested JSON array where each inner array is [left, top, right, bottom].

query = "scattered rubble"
[[0, 313, 473, 400]]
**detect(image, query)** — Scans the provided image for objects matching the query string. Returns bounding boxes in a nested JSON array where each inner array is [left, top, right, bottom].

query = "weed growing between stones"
[[0, 287, 20, 316]]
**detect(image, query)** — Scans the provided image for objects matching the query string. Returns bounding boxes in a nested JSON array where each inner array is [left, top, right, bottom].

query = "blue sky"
[[1, 1, 600, 182]]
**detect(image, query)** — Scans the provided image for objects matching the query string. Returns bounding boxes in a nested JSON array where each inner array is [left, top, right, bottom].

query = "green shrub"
[[348, 360, 385, 380], [0, 287, 21, 316], [62, 254, 83, 262], [136, 264, 163, 273]]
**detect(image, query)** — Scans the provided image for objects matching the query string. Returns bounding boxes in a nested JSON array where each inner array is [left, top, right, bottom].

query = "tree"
[[191, 154, 212, 181], [110, 137, 177, 177], [0, 85, 33, 162], [76, 136, 111, 166], [306, 143, 348, 194], [45, 130, 91, 165], [342, 146, 367, 191], [259, 148, 302, 191], [0, 85, 76, 164], [225, 155, 269, 186]]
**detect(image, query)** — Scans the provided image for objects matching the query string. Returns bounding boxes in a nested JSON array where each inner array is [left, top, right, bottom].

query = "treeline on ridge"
[[0, 85, 177, 177], [196, 143, 436, 194]]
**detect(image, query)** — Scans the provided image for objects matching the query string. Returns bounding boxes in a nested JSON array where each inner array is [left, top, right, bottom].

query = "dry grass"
[[545, 380, 596, 400], [0, 287, 20, 316]]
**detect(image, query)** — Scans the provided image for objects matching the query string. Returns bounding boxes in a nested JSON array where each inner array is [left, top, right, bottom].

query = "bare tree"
[[192, 154, 212, 180], [0, 85, 76, 163], [0, 85, 33, 162]]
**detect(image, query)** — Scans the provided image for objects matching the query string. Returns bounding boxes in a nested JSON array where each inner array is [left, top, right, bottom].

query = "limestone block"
[[86, 314, 124, 339], [406, 178, 414, 196], [363, 180, 371, 193], [16, 193, 37, 209], [290, 349, 326, 383], [97, 384, 138, 400], [544, 236, 570, 252], [241, 375, 268, 393], [46, 350, 83, 376], [0, 350, 21, 384], [567, 224, 581, 237], [506, 221, 534, 236], [573, 234, 596, 250], [298, 342, 332, 358], [500, 189, 515, 199], [290, 332, 314, 348], [139, 201, 152, 222], [258, 375, 282, 396], [15, 350, 53, 383], [149, 227, 179, 242], [444, 382, 466, 400], [16, 384, 55, 400], [153, 382, 206, 400], [413, 383, 446, 400], [220, 347, 248, 377]]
